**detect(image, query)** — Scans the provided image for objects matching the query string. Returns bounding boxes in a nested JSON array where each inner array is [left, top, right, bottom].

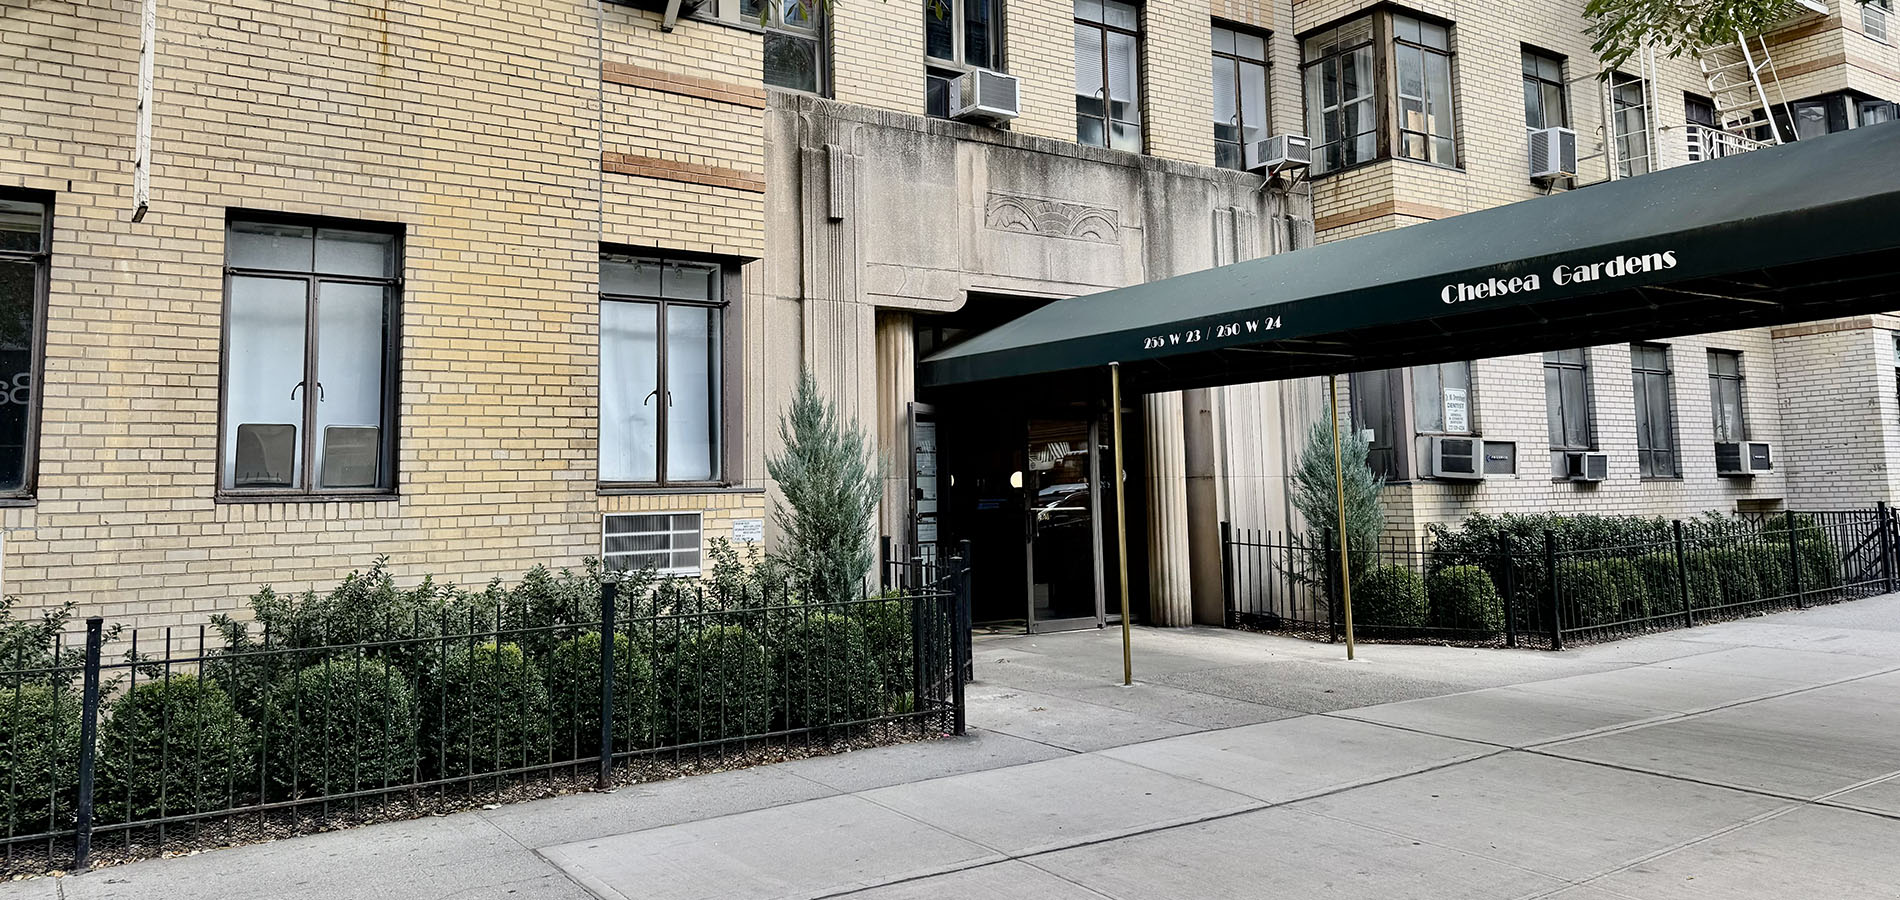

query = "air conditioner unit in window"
[[1562, 451, 1609, 483], [1529, 126, 1579, 181], [1249, 134, 1312, 174], [952, 69, 1021, 125], [1716, 441, 1774, 476], [1429, 436, 1484, 480]]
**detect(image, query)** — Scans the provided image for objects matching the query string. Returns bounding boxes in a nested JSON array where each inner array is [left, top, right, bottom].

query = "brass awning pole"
[[1111, 362, 1133, 685], [1329, 374, 1357, 660]]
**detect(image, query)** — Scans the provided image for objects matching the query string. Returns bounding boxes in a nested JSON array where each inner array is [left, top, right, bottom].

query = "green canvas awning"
[[919, 122, 1900, 393]]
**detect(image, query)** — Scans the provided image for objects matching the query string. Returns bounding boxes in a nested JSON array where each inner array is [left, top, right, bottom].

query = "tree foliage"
[[1585, 0, 1864, 71], [1290, 418, 1385, 584], [766, 370, 882, 606]]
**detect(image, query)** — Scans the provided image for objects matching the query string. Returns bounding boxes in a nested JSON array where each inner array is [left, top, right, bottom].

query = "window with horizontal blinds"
[[1075, 0, 1141, 152]]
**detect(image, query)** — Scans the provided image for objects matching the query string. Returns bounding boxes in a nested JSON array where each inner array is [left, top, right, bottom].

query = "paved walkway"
[[13, 597, 1900, 900]]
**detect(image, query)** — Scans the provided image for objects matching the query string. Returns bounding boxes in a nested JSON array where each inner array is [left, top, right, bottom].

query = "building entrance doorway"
[[1024, 416, 1109, 632]]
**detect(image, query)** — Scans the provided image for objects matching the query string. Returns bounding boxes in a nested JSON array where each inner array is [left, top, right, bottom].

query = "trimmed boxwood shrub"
[[857, 599, 915, 699], [1426, 565, 1503, 632], [1630, 553, 1682, 615], [774, 613, 881, 730], [544, 632, 656, 758], [425, 643, 552, 779], [1797, 538, 1843, 591], [0, 685, 81, 835], [1353, 566, 1428, 628], [1739, 545, 1791, 599], [658, 625, 774, 746], [263, 660, 418, 799], [1700, 548, 1762, 606], [97, 675, 254, 823], [1555, 559, 1622, 627]]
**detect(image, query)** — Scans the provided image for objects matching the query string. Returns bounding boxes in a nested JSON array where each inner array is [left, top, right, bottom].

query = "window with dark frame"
[[926, 0, 1002, 118], [1632, 343, 1677, 478], [1391, 13, 1454, 166], [1302, 16, 1376, 174], [220, 216, 400, 496], [1302, 10, 1456, 176], [0, 192, 48, 499], [1708, 350, 1746, 444], [1610, 71, 1652, 176], [1412, 360, 1472, 434], [1545, 349, 1592, 474], [1522, 48, 1567, 131], [738, 0, 826, 95], [599, 254, 726, 487], [1212, 22, 1271, 170], [1350, 369, 1404, 481], [1075, 0, 1142, 152]]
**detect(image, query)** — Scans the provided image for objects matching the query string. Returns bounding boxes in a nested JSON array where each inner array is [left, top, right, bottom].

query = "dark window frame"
[[0, 189, 51, 503], [1544, 348, 1593, 452], [1632, 343, 1678, 479], [1212, 20, 1272, 171], [1610, 70, 1652, 177], [734, 0, 830, 96], [1521, 46, 1567, 131], [1351, 368, 1409, 481], [1300, 6, 1459, 178], [1390, 11, 1456, 167], [1708, 349, 1747, 443], [216, 210, 402, 502], [926, 0, 1006, 118], [597, 249, 744, 493], [1075, 0, 1144, 153], [1412, 360, 1474, 436], [1300, 14, 1380, 176]]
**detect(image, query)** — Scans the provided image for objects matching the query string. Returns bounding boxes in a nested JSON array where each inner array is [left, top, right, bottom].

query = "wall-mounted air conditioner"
[[1429, 436, 1484, 480], [952, 69, 1021, 125], [1716, 441, 1773, 476], [1248, 134, 1311, 174], [1529, 126, 1578, 181], [1562, 451, 1609, 483]]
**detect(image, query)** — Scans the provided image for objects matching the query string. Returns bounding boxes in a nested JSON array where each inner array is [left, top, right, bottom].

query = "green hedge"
[[1354, 566, 1427, 628], [425, 643, 552, 779], [545, 632, 657, 758], [1555, 559, 1624, 627], [262, 661, 418, 798], [774, 614, 882, 730], [1426, 565, 1503, 632], [0, 685, 81, 835], [658, 625, 774, 745], [97, 675, 254, 823], [857, 599, 915, 699]]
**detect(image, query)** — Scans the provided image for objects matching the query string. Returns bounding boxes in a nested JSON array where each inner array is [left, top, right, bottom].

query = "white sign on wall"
[[1444, 388, 1469, 433], [732, 518, 764, 544]]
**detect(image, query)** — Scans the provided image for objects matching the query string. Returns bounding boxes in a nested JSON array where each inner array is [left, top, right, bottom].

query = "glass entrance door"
[[1026, 418, 1106, 632]]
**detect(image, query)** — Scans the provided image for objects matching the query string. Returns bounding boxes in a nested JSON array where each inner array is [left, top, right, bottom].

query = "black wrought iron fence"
[[1222, 506, 1897, 651], [1, 564, 970, 874]]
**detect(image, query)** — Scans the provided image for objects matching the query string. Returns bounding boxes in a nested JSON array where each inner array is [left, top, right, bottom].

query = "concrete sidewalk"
[[13, 598, 1900, 900]]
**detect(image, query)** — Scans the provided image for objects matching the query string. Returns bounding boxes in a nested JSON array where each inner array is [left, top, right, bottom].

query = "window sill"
[[0, 497, 36, 508], [1640, 476, 1684, 483], [216, 492, 399, 505], [598, 484, 766, 496]]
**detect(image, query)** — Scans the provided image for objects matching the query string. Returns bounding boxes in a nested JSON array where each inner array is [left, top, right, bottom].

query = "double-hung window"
[[600, 255, 726, 487], [1522, 48, 1567, 132], [740, 0, 826, 94], [1391, 14, 1454, 166], [1413, 361, 1472, 434], [1212, 23, 1270, 170], [1610, 72, 1651, 176], [1708, 350, 1746, 443], [1302, 17, 1376, 174], [221, 217, 400, 495], [925, 0, 1002, 116], [0, 192, 48, 498], [1075, 0, 1142, 152], [1866, 0, 1891, 43], [1545, 349, 1592, 472], [1631, 344, 1677, 478]]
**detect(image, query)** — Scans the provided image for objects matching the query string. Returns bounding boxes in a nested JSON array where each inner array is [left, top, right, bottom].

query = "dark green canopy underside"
[[919, 122, 1900, 394]]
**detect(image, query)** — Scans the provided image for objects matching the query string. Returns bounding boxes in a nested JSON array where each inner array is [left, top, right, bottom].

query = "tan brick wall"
[[831, 1, 927, 114], [0, 0, 768, 621], [1006, 0, 1084, 143], [1141, 0, 1217, 164]]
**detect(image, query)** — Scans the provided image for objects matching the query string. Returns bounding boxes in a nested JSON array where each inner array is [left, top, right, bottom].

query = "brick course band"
[[602, 152, 767, 193], [603, 62, 768, 109], [1316, 199, 1463, 233]]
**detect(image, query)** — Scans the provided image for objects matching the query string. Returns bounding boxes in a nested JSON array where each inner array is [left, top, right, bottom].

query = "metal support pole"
[[1110, 363, 1133, 686], [1328, 374, 1356, 660], [74, 617, 104, 869], [952, 546, 971, 734], [1545, 530, 1563, 651], [1325, 527, 1340, 644], [879, 535, 891, 591], [596, 583, 617, 790], [1219, 520, 1234, 626], [1786, 510, 1804, 609], [1880, 502, 1895, 594], [1674, 519, 1693, 628], [1499, 533, 1517, 648]]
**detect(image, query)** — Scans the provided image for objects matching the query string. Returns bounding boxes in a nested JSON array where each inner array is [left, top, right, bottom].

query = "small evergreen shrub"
[[857, 598, 915, 699], [262, 660, 418, 799], [1739, 545, 1791, 599], [425, 643, 552, 779], [1797, 538, 1843, 591], [98, 675, 254, 823], [1353, 566, 1428, 628], [658, 625, 774, 745], [0, 685, 81, 835], [1426, 565, 1504, 632], [544, 632, 656, 758], [774, 613, 881, 730], [1700, 548, 1762, 606]]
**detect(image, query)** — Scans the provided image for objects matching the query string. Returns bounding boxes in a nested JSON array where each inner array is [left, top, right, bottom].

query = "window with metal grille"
[[604, 512, 703, 576], [1632, 344, 1677, 478]]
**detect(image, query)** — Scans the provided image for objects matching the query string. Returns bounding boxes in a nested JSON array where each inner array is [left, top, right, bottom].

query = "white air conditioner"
[[1529, 126, 1578, 181], [1248, 134, 1312, 173], [952, 69, 1021, 125], [1716, 441, 1774, 476], [1562, 451, 1609, 483], [1429, 436, 1484, 480]]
